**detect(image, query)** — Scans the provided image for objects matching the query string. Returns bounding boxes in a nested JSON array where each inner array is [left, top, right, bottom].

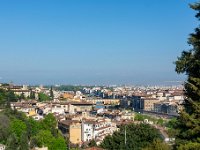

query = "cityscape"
[[0, 0, 200, 150], [0, 83, 183, 149]]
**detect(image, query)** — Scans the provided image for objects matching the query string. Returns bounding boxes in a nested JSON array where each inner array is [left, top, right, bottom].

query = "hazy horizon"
[[0, 0, 195, 85]]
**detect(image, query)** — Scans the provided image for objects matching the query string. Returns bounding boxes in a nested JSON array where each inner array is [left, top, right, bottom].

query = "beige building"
[[86, 99, 120, 105], [69, 101, 93, 113], [60, 92, 75, 100], [142, 98, 160, 111], [49, 101, 93, 114], [58, 120, 82, 144]]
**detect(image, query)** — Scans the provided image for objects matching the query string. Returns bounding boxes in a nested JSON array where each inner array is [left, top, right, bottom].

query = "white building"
[[81, 118, 117, 145], [82, 120, 95, 142]]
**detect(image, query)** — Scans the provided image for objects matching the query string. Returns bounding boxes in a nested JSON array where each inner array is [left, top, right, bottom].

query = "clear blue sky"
[[0, 0, 197, 85]]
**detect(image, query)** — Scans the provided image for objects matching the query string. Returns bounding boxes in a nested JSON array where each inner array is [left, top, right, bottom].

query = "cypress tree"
[[174, 1, 200, 149], [30, 90, 35, 99], [50, 86, 54, 100]]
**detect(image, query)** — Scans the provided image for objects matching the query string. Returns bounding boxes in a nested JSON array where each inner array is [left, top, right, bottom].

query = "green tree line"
[[0, 89, 66, 149], [100, 123, 170, 150], [0, 108, 67, 150], [0, 89, 18, 108]]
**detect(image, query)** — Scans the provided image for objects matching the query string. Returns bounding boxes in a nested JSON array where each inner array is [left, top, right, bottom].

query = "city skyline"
[[0, 0, 197, 85]]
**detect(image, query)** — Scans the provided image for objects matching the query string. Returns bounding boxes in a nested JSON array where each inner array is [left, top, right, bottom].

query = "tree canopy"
[[9, 119, 27, 140], [100, 123, 162, 150], [38, 92, 50, 102], [0, 89, 18, 107], [0, 88, 66, 149], [55, 85, 83, 92], [174, 1, 200, 149], [142, 139, 172, 150], [0, 108, 66, 150]]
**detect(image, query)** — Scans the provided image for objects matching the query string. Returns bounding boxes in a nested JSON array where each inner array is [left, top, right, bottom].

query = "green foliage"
[[0, 107, 66, 150], [174, 1, 200, 149], [41, 113, 57, 131], [100, 123, 162, 150], [19, 92, 25, 100], [32, 130, 54, 148], [1, 83, 9, 86], [9, 119, 27, 139], [0, 89, 7, 106], [26, 117, 41, 138], [38, 92, 50, 101], [134, 113, 166, 126], [50, 86, 54, 100], [30, 90, 35, 99], [56, 85, 83, 92], [167, 128, 178, 139], [32, 130, 66, 150], [88, 139, 97, 147], [5, 133, 18, 150], [0, 89, 18, 108], [0, 89, 67, 150], [134, 113, 156, 122], [142, 139, 172, 150], [0, 114, 10, 144], [6, 132, 28, 150], [166, 118, 178, 138], [28, 114, 66, 149], [6, 90, 18, 102], [51, 137, 66, 150], [134, 113, 145, 121], [166, 118, 177, 129], [177, 142, 200, 150], [157, 118, 164, 126], [18, 132, 29, 150]]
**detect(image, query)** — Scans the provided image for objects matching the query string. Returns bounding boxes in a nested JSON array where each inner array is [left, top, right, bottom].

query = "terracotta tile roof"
[[59, 120, 80, 126]]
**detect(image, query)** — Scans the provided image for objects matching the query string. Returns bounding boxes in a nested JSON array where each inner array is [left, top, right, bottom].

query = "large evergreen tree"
[[174, 1, 200, 149]]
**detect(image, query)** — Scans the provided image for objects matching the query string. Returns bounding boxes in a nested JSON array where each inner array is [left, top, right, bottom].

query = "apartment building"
[[58, 116, 118, 145], [94, 119, 117, 140], [58, 120, 82, 145], [154, 101, 178, 115], [141, 98, 160, 111], [49, 101, 93, 114], [86, 99, 120, 105], [82, 120, 95, 142]]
